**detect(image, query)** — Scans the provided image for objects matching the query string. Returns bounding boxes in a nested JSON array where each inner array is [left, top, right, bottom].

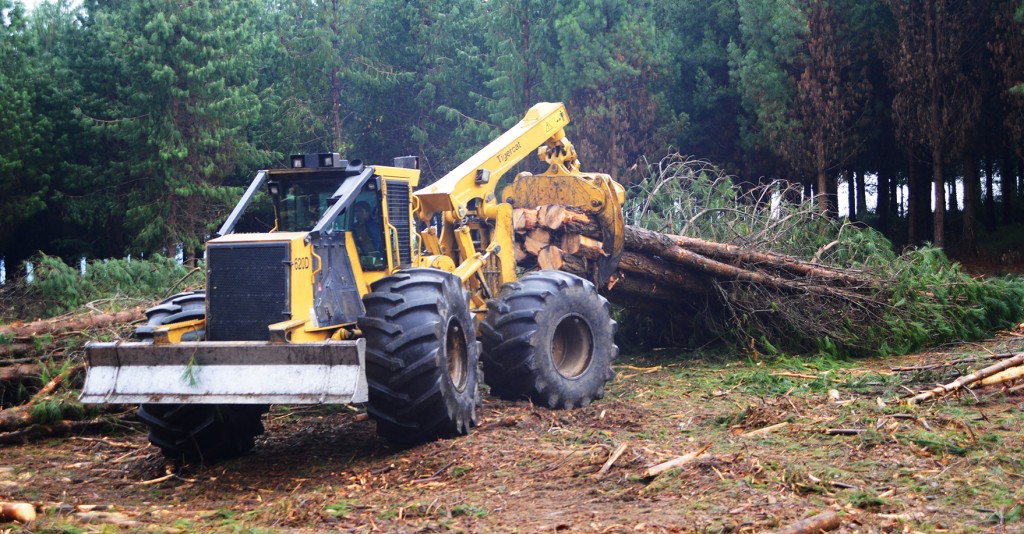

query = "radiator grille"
[[206, 242, 290, 341], [386, 180, 411, 267]]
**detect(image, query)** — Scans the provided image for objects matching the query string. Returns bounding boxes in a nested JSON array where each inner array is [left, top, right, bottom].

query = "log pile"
[[511, 205, 886, 320], [0, 308, 141, 441]]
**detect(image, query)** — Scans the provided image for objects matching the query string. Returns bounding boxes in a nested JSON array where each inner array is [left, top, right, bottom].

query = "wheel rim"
[[551, 314, 593, 379], [446, 319, 469, 392]]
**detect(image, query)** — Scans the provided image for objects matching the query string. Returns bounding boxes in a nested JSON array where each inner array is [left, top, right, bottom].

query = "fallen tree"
[[513, 155, 1024, 356]]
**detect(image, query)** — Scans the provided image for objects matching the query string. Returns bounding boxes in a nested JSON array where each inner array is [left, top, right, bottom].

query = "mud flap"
[[79, 339, 367, 404]]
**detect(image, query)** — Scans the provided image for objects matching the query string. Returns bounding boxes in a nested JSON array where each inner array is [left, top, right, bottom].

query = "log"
[[978, 365, 1024, 386], [667, 234, 869, 287], [0, 344, 34, 359], [514, 207, 600, 236], [624, 225, 874, 302], [0, 363, 85, 432], [523, 229, 551, 255], [772, 511, 841, 534], [0, 364, 42, 384], [537, 246, 564, 271], [540, 204, 567, 230], [561, 233, 581, 255], [513, 242, 529, 263], [0, 502, 36, 524], [0, 405, 33, 432], [517, 206, 871, 289], [616, 252, 710, 295], [0, 308, 144, 339], [512, 208, 539, 232], [907, 353, 1024, 404]]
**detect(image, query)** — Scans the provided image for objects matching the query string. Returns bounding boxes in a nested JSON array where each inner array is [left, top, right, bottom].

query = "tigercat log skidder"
[[81, 102, 626, 462]]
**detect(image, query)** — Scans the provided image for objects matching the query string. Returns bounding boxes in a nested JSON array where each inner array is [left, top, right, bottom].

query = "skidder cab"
[[81, 103, 625, 462]]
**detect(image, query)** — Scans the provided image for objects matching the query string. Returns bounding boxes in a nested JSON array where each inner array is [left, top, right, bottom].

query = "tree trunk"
[[908, 158, 920, 244], [826, 171, 839, 220], [856, 171, 867, 221], [932, 150, 945, 249], [962, 151, 980, 253], [816, 170, 831, 217], [878, 170, 891, 235]]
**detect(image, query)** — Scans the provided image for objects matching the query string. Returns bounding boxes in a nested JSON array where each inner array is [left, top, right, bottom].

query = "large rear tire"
[[357, 269, 480, 447], [134, 291, 267, 463], [480, 270, 617, 409]]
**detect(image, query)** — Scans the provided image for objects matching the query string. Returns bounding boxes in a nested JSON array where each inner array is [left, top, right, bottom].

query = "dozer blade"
[[80, 339, 367, 405]]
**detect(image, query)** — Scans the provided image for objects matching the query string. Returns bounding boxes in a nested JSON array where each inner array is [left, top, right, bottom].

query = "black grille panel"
[[206, 242, 290, 341], [386, 180, 411, 267]]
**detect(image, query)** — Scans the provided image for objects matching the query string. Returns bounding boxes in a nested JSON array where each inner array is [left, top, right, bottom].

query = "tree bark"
[[856, 170, 867, 221], [0, 308, 145, 339], [0, 364, 42, 385], [932, 150, 945, 248], [816, 170, 830, 216], [908, 158, 921, 244], [878, 170, 891, 235], [962, 151, 980, 253]]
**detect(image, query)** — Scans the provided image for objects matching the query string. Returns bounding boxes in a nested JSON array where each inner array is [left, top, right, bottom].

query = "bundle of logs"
[[511, 204, 883, 314], [0, 310, 142, 437]]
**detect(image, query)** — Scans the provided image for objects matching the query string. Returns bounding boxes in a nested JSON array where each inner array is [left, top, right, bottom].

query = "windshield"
[[277, 181, 339, 232]]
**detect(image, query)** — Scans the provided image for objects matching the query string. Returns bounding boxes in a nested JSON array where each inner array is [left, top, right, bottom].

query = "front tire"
[[137, 404, 268, 464], [358, 269, 480, 448], [134, 291, 267, 463], [481, 270, 617, 409]]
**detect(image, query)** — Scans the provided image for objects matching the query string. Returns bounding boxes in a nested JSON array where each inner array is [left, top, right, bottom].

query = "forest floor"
[[2, 331, 1023, 533]]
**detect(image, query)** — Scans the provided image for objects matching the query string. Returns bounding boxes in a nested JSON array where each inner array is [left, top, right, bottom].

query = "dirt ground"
[[2, 332, 1023, 533]]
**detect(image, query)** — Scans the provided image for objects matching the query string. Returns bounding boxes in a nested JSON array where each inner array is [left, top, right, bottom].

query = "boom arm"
[[413, 102, 625, 309], [413, 102, 571, 220]]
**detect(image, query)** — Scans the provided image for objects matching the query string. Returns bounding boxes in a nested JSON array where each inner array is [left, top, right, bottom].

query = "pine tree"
[[884, 0, 988, 248], [0, 0, 50, 251], [85, 0, 271, 256]]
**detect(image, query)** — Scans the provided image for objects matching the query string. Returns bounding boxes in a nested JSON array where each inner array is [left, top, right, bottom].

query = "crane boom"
[[413, 102, 570, 220]]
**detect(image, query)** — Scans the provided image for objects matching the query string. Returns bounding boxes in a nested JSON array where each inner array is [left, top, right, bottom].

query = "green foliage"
[[19, 253, 191, 317], [625, 157, 1024, 356], [0, 0, 52, 247], [877, 249, 1024, 354]]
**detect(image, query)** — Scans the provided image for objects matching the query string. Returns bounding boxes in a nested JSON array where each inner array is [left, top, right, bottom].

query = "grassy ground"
[[1, 332, 1022, 532]]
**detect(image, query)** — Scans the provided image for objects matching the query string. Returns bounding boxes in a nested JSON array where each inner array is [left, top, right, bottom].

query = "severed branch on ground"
[[906, 352, 1024, 404]]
